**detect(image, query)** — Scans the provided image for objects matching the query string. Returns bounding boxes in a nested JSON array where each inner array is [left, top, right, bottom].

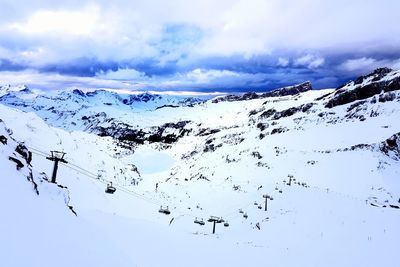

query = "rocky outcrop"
[[380, 133, 400, 160], [122, 93, 161, 104], [271, 103, 314, 120], [212, 82, 312, 103], [325, 68, 400, 108], [263, 81, 312, 98], [95, 120, 193, 146]]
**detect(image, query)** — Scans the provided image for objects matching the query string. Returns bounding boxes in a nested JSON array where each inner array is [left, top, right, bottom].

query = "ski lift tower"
[[46, 151, 68, 183], [208, 216, 223, 234], [263, 194, 274, 211]]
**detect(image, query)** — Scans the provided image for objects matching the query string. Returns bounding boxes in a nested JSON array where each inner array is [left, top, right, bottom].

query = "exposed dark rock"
[[203, 141, 222, 153], [256, 123, 269, 131], [271, 127, 288, 135], [155, 105, 180, 110], [248, 107, 265, 116], [251, 151, 263, 159], [221, 133, 245, 145], [212, 82, 312, 103], [124, 93, 160, 104], [259, 108, 276, 119], [96, 120, 192, 146], [355, 68, 393, 85], [378, 92, 397, 103], [263, 81, 312, 98], [72, 89, 86, 97], [197, 128, 221, 137], [326, 68, 400, 108], [225, 155, 239, 163], [314, 91, 334, 101], [380, 133, 400, 159], [15, 144, 32, 164], [256, 162, 269, 168], [346, 100, 367, 112], [272, 103, 315, 120], [9, 156, 24, 170], [0, 135, 7, 144], [342, 144, 371, 151], [27, 171, 39, 195]]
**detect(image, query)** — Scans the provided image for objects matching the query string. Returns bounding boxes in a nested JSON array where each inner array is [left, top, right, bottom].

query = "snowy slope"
[[0, 119, 137, 267], [0, 68, 400, 267]]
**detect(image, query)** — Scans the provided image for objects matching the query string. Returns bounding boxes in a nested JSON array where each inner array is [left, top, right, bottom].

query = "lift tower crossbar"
[[46, 151, 67, 183]]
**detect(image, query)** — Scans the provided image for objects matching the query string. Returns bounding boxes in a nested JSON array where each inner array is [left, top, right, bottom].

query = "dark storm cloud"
[[0, 0, 400, 91]]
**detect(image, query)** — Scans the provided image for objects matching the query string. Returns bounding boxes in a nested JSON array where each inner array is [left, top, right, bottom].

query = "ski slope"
[[0, 68, 400, 267]]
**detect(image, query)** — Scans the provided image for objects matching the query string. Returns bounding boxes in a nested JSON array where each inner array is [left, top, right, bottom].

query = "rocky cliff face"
[[380, 133, 400, 160], [325, 68, 400, 108], [212, 81, 313, 103]]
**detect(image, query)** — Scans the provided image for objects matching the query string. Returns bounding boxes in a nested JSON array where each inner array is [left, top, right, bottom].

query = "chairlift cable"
[[27, 145, 240, 222]]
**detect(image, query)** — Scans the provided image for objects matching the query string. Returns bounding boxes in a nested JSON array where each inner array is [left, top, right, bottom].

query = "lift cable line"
[[29, 147, 191, 210], [29, 148, 162, 206], [27, 146, 237, 230], [58, 162, 162, 206]]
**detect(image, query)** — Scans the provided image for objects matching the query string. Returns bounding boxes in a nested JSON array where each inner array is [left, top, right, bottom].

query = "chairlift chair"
[[105, 182, 116, 194], [194, 218, 205, 225], [224, 222, 230, 227], [158, 206, 171, 215]]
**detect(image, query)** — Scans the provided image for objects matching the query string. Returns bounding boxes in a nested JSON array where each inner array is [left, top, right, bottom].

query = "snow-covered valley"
[[1, 68, 399, 267]]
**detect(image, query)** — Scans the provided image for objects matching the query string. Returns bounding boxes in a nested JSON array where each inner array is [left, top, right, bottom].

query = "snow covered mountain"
[[0, 68, 399, 267], [0, 88, 210, 131]]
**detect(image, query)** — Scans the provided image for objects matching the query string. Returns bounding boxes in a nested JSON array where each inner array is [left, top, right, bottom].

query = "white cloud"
[[0, 0, 399, 91], [277, 57, 289, 67], [294, 54, 325, 69], [10, 4, 100, 36], [339, 57, 377, 72], [185, 68, 240, 83], [338, 57, 400, 73], [0, 70, 131, 91], [1, 0, 399, 64]]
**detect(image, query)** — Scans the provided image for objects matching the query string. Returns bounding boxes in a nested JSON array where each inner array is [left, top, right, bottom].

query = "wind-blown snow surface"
[[0, 69, 400, 267]]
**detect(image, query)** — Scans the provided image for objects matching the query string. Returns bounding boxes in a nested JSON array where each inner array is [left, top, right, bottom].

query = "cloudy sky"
[[0, 0, 400, 92]]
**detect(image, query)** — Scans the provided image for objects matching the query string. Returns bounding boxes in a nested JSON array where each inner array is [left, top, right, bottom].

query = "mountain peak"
[[0, 84, 31, 97]]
